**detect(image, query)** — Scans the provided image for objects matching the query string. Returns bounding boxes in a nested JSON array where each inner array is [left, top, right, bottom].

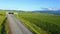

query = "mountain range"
[[33, 8, 60, 14]]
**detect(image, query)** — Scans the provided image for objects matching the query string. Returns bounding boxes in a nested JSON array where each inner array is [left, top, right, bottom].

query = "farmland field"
[[0, 10, 8, 34], [15, 12, 60, 34]]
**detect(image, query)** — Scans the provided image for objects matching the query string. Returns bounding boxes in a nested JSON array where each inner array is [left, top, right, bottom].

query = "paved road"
[[7, 14, 33, 34]]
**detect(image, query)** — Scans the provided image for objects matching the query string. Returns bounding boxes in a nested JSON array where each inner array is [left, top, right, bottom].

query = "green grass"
[[14, 12, 60, 34], [0, 11, 6, 29], [0, 10, 9, 34]]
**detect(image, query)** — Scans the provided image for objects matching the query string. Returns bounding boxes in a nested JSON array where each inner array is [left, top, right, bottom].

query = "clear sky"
[[0, 0, 60, 10]]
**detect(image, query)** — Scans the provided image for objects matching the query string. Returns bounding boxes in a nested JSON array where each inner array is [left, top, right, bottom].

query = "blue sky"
[[0, 0, 60, 10]]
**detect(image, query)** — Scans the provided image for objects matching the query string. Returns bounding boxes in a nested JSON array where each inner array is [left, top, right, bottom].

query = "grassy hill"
[[15, 12, 60, 34]]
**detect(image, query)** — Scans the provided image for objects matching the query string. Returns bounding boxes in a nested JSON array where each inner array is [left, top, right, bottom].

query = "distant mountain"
[[33, 9, 60, 15]]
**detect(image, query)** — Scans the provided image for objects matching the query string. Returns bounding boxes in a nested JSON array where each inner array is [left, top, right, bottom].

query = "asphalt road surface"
[[7, 14, 33, 34]]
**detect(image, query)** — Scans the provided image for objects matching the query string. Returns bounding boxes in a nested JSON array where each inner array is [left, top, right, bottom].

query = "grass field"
[[15, 12, 60, 34], [0, 10, 8, 34]]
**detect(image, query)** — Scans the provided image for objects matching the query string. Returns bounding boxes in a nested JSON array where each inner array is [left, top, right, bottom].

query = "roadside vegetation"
[[0, 10, 8, 34], [15, 11, 60, 34]]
